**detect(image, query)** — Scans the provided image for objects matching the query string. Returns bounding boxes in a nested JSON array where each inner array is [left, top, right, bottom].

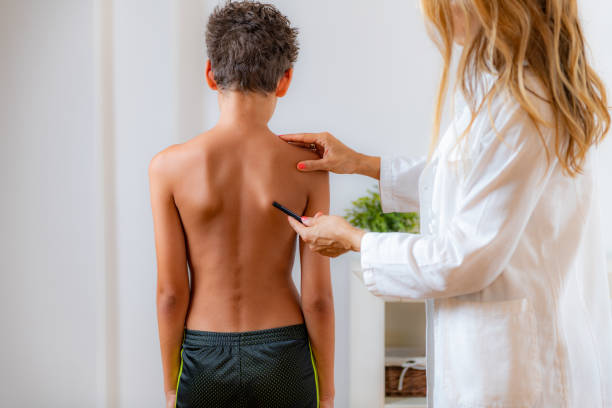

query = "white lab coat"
[[360, 75, 612, 407]]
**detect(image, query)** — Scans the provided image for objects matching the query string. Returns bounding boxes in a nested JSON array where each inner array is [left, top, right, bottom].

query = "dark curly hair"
[[205, 1, 299, 93]]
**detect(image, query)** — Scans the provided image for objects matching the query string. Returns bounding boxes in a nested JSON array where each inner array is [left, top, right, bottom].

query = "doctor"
[[283, 0, 612, 407]]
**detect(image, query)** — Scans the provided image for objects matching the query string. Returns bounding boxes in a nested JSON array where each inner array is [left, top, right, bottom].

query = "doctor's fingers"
[[280, 132, 355, 173], [280, 132, 328, 147], [285, 140, 325, 157], [287, 217, 326, 245], [296, 157, 333, 172], [282, 134, 326, 157], [287, 216, 311, 239], [309, 244, 348, 258], [300, 213, 326, 227]]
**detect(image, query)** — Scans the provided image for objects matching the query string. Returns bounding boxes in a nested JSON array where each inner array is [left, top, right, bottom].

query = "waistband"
[[183, 324, 308, 347]]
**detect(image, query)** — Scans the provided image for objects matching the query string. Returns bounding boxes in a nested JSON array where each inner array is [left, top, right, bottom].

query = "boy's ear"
[[275, 68, 293, 98], [205, 60, 218, 91]]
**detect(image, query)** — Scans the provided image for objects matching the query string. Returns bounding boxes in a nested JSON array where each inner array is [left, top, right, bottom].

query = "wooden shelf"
[[385, 396, 427, 408]]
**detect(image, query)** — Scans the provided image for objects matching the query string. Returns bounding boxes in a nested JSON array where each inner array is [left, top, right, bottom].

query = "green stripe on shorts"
[[308, 342, 320, 408], [174, 348, 184, 408]]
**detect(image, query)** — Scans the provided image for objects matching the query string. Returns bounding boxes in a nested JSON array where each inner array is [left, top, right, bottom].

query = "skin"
[[280, 4, 472, 256], [450, 0, 471, 46], [150, 62, 335, 408]]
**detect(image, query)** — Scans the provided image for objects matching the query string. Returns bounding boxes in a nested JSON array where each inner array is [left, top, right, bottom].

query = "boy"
[[149, 2, 334, 407]]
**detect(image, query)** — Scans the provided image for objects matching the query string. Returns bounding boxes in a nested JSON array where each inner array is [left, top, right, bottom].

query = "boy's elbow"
[[302, 296, 334, 316], [157, 288, 189, 315]]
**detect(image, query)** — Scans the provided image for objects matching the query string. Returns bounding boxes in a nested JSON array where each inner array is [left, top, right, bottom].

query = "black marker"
[[272, 201, 304, 224]]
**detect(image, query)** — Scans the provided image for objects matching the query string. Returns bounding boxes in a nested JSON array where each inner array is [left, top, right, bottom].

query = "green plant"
[[344, 188, 419, 233]]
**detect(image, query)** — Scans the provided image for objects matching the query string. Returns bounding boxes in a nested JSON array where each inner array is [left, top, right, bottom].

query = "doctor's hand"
[[287, 213, 366, 258], [279, 132, 381, 180]]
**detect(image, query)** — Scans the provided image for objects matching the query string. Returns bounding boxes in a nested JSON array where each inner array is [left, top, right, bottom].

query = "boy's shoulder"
[[149, 143, 182, 180], [148, 132, 212, 184], [150, 128, 222, 164]]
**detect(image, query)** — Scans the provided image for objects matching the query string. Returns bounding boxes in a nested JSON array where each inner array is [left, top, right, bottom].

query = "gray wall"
[[0, 0, 102, 406]]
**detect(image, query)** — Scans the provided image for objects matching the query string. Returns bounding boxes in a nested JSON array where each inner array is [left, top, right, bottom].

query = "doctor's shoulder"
[[469, 77, 557, 157]]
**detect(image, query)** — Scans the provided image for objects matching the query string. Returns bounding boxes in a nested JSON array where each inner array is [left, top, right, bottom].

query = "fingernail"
[[297, 163, 306, 170]]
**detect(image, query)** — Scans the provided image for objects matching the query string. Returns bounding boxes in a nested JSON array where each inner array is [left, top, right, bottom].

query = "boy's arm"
[[300, 172, 335, 405], [149, 152, 190, 405]]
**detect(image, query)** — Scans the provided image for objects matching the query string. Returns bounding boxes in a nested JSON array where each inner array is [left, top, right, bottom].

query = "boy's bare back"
[[155, 127, 328, 332]]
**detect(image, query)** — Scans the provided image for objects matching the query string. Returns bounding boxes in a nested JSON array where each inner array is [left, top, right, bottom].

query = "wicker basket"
[[385, 366, 427, 397]]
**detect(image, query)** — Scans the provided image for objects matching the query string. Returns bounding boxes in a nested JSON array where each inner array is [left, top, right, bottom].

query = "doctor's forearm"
[[354, 154, 380, 180]]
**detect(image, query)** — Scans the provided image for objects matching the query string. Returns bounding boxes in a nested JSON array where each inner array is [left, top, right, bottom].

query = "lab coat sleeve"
[[379, 155, 427, 213], [362, 106, 553, 299]]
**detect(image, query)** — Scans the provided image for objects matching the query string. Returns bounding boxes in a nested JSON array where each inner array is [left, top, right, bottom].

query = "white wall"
[[0, 0, 208, 406], [581, 0, 612, 256], [0, 1, 103, 406], [111, 1, 206, 406]]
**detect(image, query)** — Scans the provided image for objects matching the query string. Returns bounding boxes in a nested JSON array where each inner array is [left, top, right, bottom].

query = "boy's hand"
[[165, 390, 176, 408], [320, 395, 334, 408]]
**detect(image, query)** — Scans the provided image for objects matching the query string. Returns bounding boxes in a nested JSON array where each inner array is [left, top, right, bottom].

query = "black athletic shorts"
[[175, 324, 319, 408]]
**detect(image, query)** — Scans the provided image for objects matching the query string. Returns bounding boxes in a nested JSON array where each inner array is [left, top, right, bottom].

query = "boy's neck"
[[216, 90, 277, 132]]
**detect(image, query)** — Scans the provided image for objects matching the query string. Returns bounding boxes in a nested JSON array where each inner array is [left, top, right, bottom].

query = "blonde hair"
[[421, 0, 610, 176]]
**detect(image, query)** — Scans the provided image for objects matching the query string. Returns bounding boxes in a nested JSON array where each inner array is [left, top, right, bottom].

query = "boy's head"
[[205, 1, 299, 94]]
